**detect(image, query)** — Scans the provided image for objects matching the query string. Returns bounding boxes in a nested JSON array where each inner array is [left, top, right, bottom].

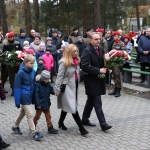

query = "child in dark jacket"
[[33, 70, 58, 134], [12, 54, 43, 141], [36, 57, 46, 76]]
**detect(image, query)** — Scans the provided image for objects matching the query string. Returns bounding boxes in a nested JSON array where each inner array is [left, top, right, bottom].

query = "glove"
[[16, 105, 20, 108]]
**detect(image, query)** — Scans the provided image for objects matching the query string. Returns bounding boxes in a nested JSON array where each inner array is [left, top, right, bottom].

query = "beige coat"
[[55, 61, 80, 114], [68, 35, 78, 44], [83, 37, 90, 45]]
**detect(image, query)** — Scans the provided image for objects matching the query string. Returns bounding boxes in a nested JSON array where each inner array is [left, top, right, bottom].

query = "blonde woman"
[[55, 44, 88, 137]]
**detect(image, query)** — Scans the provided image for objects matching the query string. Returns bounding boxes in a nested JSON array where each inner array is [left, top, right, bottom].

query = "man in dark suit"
[[81, 32, 112, 131]]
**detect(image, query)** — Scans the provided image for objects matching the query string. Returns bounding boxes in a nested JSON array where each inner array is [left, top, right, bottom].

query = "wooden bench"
[[123, 68, 150, 88]]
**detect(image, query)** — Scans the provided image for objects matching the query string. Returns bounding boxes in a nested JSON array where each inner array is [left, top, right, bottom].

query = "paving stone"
[[1, 81, 150, 150]]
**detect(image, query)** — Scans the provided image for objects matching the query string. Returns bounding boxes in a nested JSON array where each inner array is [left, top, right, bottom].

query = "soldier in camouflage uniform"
[[96, 28, 108, 53], [68, 27, 80, 44], [83, 28, 92, 45], [108, 31, 125, 97], [2, 31, 22, 96]]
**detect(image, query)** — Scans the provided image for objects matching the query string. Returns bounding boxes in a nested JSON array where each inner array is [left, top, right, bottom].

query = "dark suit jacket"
[[81, 44, 106, 96]]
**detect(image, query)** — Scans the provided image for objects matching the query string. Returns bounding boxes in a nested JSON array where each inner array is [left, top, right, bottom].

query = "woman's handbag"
[[60, 84, 66, 92]]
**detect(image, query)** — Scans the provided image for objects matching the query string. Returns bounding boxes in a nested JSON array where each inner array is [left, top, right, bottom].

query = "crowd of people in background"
[[0, 26, 150, 149]]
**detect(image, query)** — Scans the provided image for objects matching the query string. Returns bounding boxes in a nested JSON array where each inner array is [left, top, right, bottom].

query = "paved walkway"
[[0, 81, 150, 150]]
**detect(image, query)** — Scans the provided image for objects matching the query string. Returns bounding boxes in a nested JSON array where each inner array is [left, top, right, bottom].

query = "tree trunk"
[[135, 0, 140, 30], [82, 0, 87, 35], [93, 0, 101, 30], [0, 0, 8, 35], [33, 0, 39, 32], [23, 0, 32, 36]]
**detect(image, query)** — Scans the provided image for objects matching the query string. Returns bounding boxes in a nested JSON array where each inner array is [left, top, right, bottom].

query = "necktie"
[[96, 47, 100, 57]]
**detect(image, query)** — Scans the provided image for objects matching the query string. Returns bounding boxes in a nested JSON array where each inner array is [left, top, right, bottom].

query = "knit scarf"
[[73, 58, 78, 81]]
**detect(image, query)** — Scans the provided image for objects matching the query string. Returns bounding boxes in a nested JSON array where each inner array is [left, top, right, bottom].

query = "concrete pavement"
[[0, 81, 150, 150]]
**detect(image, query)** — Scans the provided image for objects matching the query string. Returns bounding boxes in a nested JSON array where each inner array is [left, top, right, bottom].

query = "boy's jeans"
[[14, 105, 36, 135]]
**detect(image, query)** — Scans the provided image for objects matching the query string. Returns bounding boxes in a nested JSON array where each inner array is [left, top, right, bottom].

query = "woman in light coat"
[[55, 44, 88, 137]]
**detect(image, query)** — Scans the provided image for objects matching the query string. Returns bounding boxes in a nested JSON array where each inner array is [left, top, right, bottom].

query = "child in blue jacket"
[[33, 70, 58, 134], [12, 54, 43, 141]]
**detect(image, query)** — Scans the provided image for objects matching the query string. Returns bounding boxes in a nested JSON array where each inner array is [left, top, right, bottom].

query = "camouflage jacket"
[[100, 37, 108, 53], [0, 42, 3, 54], [112, 40, 125, 51]]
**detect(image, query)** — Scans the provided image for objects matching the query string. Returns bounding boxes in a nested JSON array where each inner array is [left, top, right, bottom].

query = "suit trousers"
[[14, 105, 36, 135], [33, 109, 52, 128], [82, 95, 107, 127], [140, 62, 150, 80]]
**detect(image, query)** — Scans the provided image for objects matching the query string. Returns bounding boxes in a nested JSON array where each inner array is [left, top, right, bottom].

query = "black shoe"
[[79, 128, 89, 137], [140, 79, 145, 83], [48, 126, 58, 134], [108, 87, 117, 95], [82, 120, 96, 127], [101, 124, 112, 131], [0, 140, 10, 149], [58, 122, 67, 130], [115, 88, 121, 97]]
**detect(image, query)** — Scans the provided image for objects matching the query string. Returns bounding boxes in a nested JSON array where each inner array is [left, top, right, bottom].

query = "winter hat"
[[96, 28, 104, 33], [57, 31, 62, 35], [20, 29, 25, 33], [41, 70, 50, 79], [38, 56, 44, 62], [73, 27, 78, 31], [77, 34, 82, 38], [27, 49, 34, 55], [123, 35, 130, 40], [23, 41, 29, 46], [61, 43, 68, 49], [113, 31, 120, 36], [8, 31, 15, 37], [46, 37, 52, 41], [39, 43, 45, 48]]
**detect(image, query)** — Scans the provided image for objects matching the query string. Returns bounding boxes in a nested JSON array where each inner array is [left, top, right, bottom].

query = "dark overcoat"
[[81, 44, 106, 96], [138, 35, 150, 63]]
